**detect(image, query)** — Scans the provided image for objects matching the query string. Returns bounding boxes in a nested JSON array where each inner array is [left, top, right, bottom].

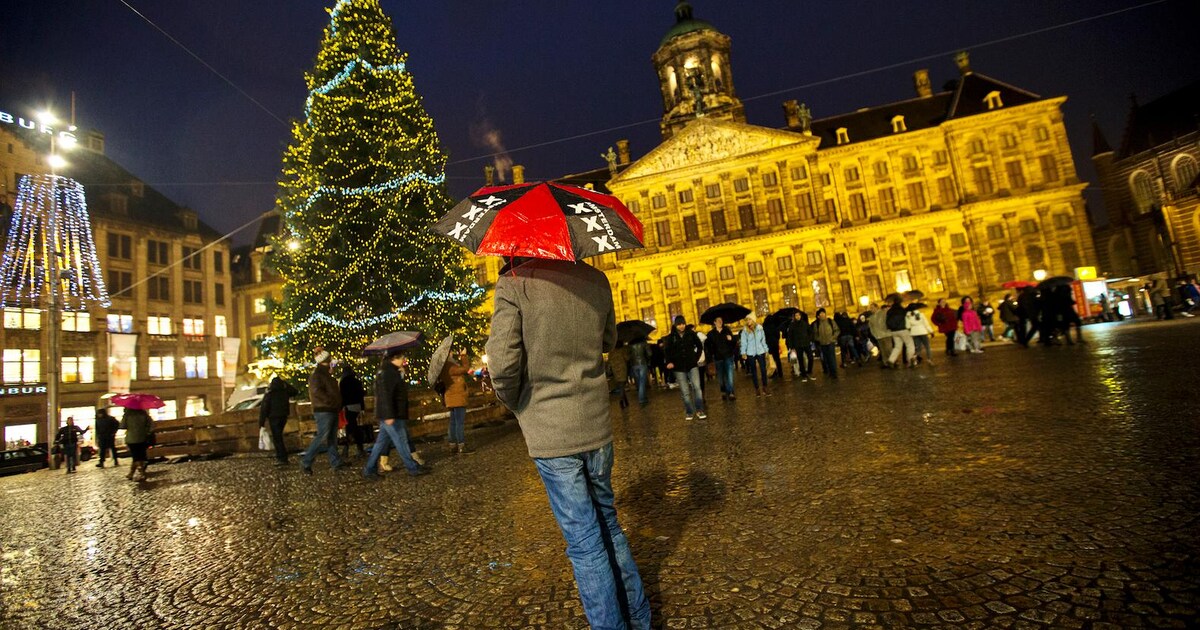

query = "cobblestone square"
[[2, 320, 1198, 628]]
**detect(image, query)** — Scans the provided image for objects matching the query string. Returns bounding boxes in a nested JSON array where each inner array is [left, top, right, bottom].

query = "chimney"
[[616, 139, 631, 165], [954, 51, 971, 75], [783, 100, 801, 128], [512, 165, 525, 184], [484, 165, 495, 187], [913, 69, 932, 98]]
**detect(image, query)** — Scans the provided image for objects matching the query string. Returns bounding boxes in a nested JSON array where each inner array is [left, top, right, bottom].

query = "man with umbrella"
[[446, 181, 650, 629], [300, 349, 345, 475], [703, 316, 738, 400], [363, 348, 429, 478]]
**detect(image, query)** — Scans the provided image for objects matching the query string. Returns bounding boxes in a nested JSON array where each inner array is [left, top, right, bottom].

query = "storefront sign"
[[0, 108, 79, 144], [0, 384, 47, 397], [1075, 266, 1098, 281], [108, 332, 138, 394]]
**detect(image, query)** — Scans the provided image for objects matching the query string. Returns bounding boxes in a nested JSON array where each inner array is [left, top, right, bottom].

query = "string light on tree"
[[266, 0, 488, 379]]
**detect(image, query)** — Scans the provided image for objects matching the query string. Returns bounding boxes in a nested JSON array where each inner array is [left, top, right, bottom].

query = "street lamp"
[[1033, 269, 1047, 282], [858, 295, 870, 308], [38, 109, 69, 465]]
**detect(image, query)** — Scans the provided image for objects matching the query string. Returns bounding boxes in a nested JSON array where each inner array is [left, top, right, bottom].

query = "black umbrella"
[[616, 320, 655, 344], [772, 307, 801, 321], [904, 290, 925, 300], [1038, 276, 1075, 290], [700, 302, 751, 325]]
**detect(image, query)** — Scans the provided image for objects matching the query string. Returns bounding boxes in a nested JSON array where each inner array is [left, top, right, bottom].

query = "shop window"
[[3, 349, 40, 384], [148, 356, 175, 380], [4, 308, 41, 330], [61, 356, 95, 384], [183, 355, 208, 379]]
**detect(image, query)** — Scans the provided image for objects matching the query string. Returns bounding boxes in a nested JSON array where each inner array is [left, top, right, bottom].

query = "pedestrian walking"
[[54, 417, 88, 474], [338, 365, 368, 459], [300, 350, 345, 475], [95, 408, 120, 468], [440, 349, 475, 454], [868, 305, 894, 366], [120, 408, 152, 482], [1016, 287, 1039, 346], [885, 297, 915, 368], [363, 349, 429, 478], [999, 293, 1019, 340], [906, 303, 935, 366], [260, 375, 299, 465], [763, 315, 785, 382], [932, 298, 960, 356], [704, 317, 738, 400], [608, 343, 631, 409], [628, 337, 652, 406], [739, 313, 771, 396], [959, 297, 985, 353], [811, 308, 839, 379], [485, 257, 651, 630], [835, 312, 862, 367], [664, 315, 708, 419], [785, 311, 814, 381]]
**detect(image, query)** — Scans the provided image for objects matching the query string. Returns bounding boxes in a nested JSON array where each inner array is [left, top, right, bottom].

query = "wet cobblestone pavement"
[[3, 319, 1199, 629]]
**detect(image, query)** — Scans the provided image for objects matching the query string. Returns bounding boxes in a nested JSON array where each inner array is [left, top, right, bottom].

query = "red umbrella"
[[430, 182, 644, 261], [1002, 280, 1037, 289], [110, 393, 165, 410]]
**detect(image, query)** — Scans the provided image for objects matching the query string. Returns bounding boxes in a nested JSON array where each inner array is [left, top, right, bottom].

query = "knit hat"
[[673, 315, 686, 326], [816, 308, 827, 316], [314, 350, 331, 364], [745, 312, 757, 323]]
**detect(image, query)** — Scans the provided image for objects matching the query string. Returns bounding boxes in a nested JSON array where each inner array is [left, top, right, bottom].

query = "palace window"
[[738, 205, 756, 230], [733, 177, 750, 193], [835, 253, 847, 267], [937, 177, 957, 205], [919, 238, 935, 254], [766, 198, 785, 225], [691, 270, 706, 287], [1039, 155, 1060, 182], [894, 270, 913, 293], [1005, 161, 1026, 189], [950, 233, 968, 248], [806, 251, 823, 266], [677, 188, 694, 204], [849, 193, 867, 220], [934, 150, 949, 165], [1061, 242, 1082, 271], [663, 275, 679, 290], [902, 154, 919, 173], [1020, 219, 1039, 235], [683, 216, 699, 241], [955, 260, 975, 287], [923, 265, 944, 293], [627, 199, 640, 213], [865, 275, 884, 301], [637, 280, 651, 295], [836, 128, 849, 145], [1173, 155, 1198, 192], [782, 283, 798, 307], [790, 164, 808, 181], [61, 356, 95, 384], [824, 198, 837, 219], [710, 210, 727, 236], [705, 183, 721, 198], [747, 261, 764, 276], [889, 242, 906, 258], [3, 349, 40, 384], [651, 194, 666, 209], [845, 167, 860, 183], [1027, 245, 1045, 267], [719, 266, 735, 281], [668, 301, 683, 321], [777, 255, 793, 271], [695, 297, 710, 317], [107, 233, 132, 260], [4, 308, 41, 330], [993, 253, 1014, 280], [148, 356, 175, 381], [1000, 132, 1018, 150], [986, 224, 1006, 241], [891, 115, 906, 133], [640, 306, 656, 325], [860, 248, 877, 263], [795, 193, 815, 220], [1034, 126, 1050, 142], [812, 278, 831, 308], [984, 91, 1003, 110], [752, 289, 769, 314], [107, 313, 133, 333], [874, 161, 890, 178], [762, 171, 778, 187], [969, 138, 986, 155], [878, 187, 897, 214], [655, 220, 673, 246], [1053, 213, 1073, 230], [906, 181, 927, 209], [973, 166, 994, 195]]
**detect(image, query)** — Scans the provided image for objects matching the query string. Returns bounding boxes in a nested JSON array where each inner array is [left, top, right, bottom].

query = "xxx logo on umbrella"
[[569, 201, 621, 252], [449, 195, 507, 242]]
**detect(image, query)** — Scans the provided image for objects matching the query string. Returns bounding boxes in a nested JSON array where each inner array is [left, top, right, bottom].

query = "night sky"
[[2, 0, 1197, 244]]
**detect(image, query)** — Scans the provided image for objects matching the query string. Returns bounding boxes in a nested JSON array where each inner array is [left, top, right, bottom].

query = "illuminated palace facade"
[[475, 3, 1098, 329]]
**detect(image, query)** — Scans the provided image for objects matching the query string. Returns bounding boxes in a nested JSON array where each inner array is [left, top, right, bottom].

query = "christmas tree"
[[266, 0, 487, 377]]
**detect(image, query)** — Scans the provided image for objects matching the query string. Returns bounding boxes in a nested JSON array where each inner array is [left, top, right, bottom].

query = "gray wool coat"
[[485, 259, 617, 458]]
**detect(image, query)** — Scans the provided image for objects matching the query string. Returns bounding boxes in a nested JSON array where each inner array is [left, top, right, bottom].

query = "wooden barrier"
[[148, 388, 510, 458]]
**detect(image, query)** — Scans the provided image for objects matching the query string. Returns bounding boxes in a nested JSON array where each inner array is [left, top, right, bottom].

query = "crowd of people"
[[612, 286, 1098, 420]]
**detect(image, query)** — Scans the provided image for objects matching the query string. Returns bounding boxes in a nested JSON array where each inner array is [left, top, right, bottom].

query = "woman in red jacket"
[[930, 298, 960, 357]]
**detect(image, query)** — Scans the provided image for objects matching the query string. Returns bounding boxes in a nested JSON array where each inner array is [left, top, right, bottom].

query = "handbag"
[[706, 362, 716, 377], [954, 332, 968, 352], [258, 426, 273, 451]]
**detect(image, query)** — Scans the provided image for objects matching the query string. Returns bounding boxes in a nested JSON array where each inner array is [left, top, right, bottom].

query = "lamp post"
[[39, 111, 69, 465]]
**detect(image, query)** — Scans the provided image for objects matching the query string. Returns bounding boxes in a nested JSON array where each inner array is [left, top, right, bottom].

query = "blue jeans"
[[301, 411, 343, 469], [630, 364, 649, 404], [533, 443, 651, 630], [746, 354, 768, 389], [714, 357, 735, 395], [672, 368, 705, 415], [364, 419, 420, 474], [818, 344, 838, 378], [448, 407, 466, 444]]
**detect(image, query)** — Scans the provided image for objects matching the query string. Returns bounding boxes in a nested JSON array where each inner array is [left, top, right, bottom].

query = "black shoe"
[[362, 472, 382, 481], [97, 463, 105, 468], [332, 462, 349, 470], [408, 466, 431, 477], [301, 465, 313, 476]]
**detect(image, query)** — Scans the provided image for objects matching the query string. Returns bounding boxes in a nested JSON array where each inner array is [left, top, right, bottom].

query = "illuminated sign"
[[1075, 266, 1098, 281], [0, 109, 78, 144], [0, 384, 47, 397]]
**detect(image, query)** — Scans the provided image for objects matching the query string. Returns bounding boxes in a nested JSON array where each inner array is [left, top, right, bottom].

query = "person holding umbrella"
[[364, 349, 429, 478], [120, 407, 153, 482], [439, 349, 474, 454], [628, 336, 652, 406], [704, 317, 738, 400], [664, 315, 708, 420], [260, 375, 299, 465], [785, 311, 814, 381], [300, 349, 345, 475]]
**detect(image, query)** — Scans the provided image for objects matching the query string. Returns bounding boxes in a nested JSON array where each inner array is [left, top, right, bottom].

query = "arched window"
[[1026, 245, 1045, 267], [1129, 171, 1156, 213], [1173, 154, 1198, 192], [969, 137, 986, 155]]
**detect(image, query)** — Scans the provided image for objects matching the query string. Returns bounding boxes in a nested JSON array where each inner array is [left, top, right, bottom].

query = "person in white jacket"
[[906, 305, 935, 367]]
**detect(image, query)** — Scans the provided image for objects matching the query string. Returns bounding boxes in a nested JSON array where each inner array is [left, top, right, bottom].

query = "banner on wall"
[[107, 333, 138, 394], [221, 337, 241, 389]]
